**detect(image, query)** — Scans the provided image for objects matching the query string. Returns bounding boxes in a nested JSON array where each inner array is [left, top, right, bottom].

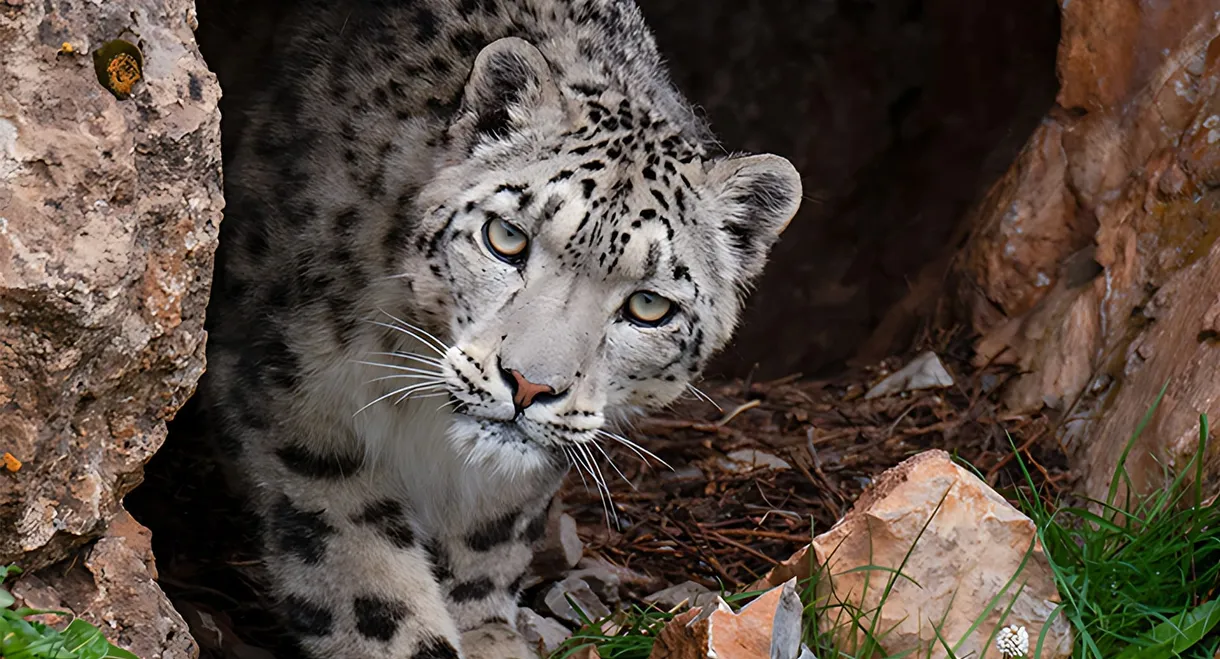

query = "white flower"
[[995, 624, 1030, 658]]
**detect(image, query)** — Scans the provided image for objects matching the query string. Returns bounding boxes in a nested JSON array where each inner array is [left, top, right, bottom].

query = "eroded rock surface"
[[957, 0, 1220, 499], [0, 0, 221, 654]]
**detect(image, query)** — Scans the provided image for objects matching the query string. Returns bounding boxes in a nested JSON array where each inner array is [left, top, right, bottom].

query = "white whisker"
[[686, 383, 723, 412], [367, 374, 446, 384], [392, 384, 446, 405], [375, 308, 450, 353], [591, 439, 636, 491], [564, 447, 590, 493], [353, 360, 444, 377], [576, 441, 618, 528], [366, 351, 444, 368], [597, 429, 673, 471], [365, 321, 447, 357], [355, 381, 444, 416]]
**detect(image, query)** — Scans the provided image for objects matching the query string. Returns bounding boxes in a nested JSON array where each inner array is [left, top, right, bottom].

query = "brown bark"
[[956, 0, 1220, 499], [0, 0, 221, 655]]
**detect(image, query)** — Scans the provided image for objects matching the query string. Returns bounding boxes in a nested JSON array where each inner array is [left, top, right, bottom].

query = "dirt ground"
[[125, 328, 1071, 658]]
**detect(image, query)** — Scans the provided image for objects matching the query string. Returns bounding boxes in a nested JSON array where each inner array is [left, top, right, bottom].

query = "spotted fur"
[[201, 0, 801, 656]]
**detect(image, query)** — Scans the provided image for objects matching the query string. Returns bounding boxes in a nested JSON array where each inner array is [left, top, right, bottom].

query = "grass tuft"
[[1011, 403, 1220, 659]]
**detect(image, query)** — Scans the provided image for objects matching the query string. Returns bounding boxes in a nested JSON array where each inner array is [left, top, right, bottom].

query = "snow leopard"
[[199, 0, 802, 657]]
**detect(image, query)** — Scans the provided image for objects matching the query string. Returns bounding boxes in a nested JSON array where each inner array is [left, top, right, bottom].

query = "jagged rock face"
[[0, 0, 221, 572], [0, 0, 221, 654], [958, 0, 1220, 499]]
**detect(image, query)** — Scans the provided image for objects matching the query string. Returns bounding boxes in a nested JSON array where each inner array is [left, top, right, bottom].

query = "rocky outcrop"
[[12, 511, 199, 659], [0, 0, 221, 654], [956, 0, 1220, 499]]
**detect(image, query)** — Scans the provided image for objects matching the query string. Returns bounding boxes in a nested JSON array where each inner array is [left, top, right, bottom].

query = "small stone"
[[569, 559, 626, 604], [643, 580, 717, 611], [719, 449, 791, 472], [797, 644, 818, 659], [531, 512, 584, 581], [864, 351, 954, 399], [660, 464, 704, 482], [543, 577, 611, 626], [461, 622, 535, 659], [516, 607, 572, 657]]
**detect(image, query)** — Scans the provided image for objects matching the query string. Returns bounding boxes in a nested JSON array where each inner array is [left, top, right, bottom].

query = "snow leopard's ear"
[[705, 153, 803, 288], [449, 37, 565, 152]]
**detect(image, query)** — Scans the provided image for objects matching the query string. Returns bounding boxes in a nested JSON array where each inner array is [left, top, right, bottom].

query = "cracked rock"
[[543, 577, 612, 626]]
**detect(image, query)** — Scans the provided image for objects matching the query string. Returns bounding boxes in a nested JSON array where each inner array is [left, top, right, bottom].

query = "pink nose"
[[509, 370, 555, 409]]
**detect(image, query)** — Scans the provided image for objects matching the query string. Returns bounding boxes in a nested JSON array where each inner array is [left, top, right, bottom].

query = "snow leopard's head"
[[394, 38, 801, 472]]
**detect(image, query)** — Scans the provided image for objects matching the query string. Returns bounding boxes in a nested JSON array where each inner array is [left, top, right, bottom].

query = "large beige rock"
[[0, 0, 221, 654], [757, 450, 1072, 659]]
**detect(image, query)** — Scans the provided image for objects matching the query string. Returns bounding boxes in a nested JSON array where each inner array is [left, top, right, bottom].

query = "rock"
[[864, 351, 954, 399], [954, 0, 1220, 501], [648, 579, 803, 659], [543, 577, 612, 626], [797, 644, 817, 659], [757, 450, 1073, 659], [569, 560, 623, 604], [719, 449, 791, 473], [530, 510, 584, 581], [1, 0, 218, 649], [643, 580, 717, 611], [461, 622, 536, 659], [660, 464, 705, 482], [0, 0, 221, 601], [11, 511, 199, 659], [517, 607, 572, 657], [574, 556, 664, 595]]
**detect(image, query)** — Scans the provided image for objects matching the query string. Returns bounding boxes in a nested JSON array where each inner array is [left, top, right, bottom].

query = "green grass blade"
[[1105, 380, 1169, 513], [1112, 599, 1220, 659]]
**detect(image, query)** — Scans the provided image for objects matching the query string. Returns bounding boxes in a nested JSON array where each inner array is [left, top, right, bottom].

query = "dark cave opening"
[[125, 1, 1062, 656]]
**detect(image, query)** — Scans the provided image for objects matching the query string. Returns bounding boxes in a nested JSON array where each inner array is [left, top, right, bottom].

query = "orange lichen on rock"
[[106, 52, 142, 96]]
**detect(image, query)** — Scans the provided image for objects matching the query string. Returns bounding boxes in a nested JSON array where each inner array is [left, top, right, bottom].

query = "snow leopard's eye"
[[624, 291, 675, 326], [482, 216, 529, 264]]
